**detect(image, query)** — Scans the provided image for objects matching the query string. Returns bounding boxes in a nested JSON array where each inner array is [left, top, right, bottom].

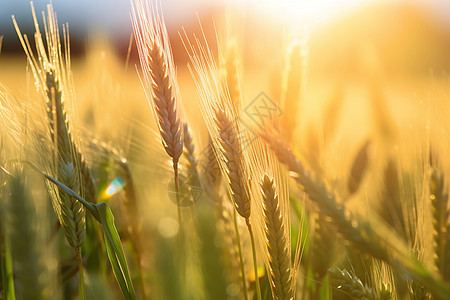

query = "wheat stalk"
[[132, 4, 186, 290], [12, 5, 96, 298], [13, 5, 90, 250], [261, 174, 293, 300]]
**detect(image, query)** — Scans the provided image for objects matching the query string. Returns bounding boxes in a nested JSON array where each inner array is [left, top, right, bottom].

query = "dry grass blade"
[[261, 174, 293, 300], [215, 107, 250, 219]]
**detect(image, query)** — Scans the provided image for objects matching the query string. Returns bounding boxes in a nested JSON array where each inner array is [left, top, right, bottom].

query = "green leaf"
[[26, 164, 136, 300], [2, 235, 16, 300], [96, 203, 136, 300]]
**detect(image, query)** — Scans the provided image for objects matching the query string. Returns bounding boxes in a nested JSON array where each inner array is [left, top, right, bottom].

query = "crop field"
[[0, 1, 450, 299]]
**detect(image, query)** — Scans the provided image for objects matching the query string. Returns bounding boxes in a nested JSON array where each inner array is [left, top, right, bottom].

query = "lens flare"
[[103, 177, 125, 199]]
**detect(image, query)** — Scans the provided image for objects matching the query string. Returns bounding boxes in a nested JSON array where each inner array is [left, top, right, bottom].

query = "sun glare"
[[102, 177, 126, 199], [257, 0, 375, 27]]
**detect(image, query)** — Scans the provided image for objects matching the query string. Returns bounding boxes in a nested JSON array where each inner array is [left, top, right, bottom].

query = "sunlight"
[[258, 0, 375, 27]]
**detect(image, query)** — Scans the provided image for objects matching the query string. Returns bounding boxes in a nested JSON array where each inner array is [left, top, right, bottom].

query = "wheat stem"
[[247, 219, 262, 300], [76, 248, 85, 300], [233, 208, 249, 300]]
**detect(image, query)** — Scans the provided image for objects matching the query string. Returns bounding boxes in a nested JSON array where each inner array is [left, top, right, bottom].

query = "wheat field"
[[0, 1, 450, 300]]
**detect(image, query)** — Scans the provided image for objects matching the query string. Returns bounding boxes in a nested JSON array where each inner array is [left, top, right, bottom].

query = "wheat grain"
[[261, 174, 293, 300]]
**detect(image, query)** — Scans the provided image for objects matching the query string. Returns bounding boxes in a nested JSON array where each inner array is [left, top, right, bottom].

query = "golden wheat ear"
[[131, 0, 183, 167], [214, 106, 251, 219], [280, 39, 307, 143]]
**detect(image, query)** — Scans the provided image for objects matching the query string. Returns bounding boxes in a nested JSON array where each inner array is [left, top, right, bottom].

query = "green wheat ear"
[[46, 70, 86, 250], [329, 267, 377, 300], [5, 170, 54, 300]]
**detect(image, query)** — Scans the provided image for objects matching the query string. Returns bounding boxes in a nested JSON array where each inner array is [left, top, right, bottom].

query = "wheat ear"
[[310, 213, 337, 283], [430, 169, 450, 280], [215, 107, 251, 219], [14, 6, 91, 297], [215, 107, 257, 300], [46, 70, 86, 250], [147, 40, 183, 165], [280, 40, 307, 143], [261, 175, 293, 300], [347, 139, 371, 195], [329, 267, 377, 299], [182, 122, 202, 195], [132, 0, 183, 173], [6, 171, 53, 300], [201, 137, 222, 199], [223, 41, 241, 113]]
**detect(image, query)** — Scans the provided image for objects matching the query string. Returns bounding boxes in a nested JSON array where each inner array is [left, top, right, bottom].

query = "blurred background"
[[2, 0, 450, 166], [1, 0, 450, 172], [2, 0, 450, 70], [1, 0, 450, 95]]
